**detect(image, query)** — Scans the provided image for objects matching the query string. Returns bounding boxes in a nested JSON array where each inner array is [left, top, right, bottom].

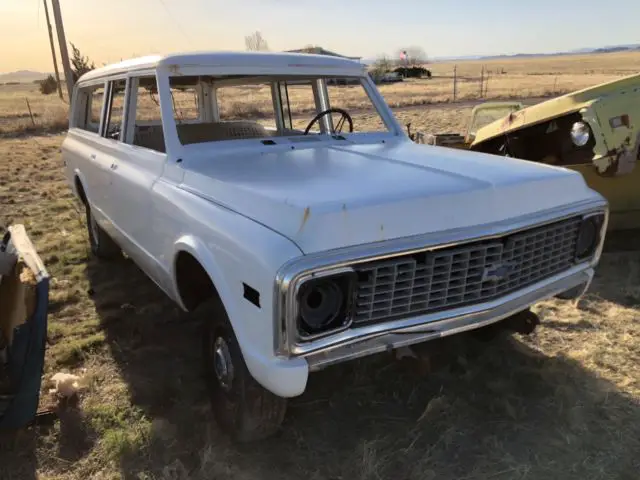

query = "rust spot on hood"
[[297, 207, 311, 234], [500, 110, 523, 133]]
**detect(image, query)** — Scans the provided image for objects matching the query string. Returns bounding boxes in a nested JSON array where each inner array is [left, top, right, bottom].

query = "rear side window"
[[103, 80, 126, 140], [75, 84, 105, 133]]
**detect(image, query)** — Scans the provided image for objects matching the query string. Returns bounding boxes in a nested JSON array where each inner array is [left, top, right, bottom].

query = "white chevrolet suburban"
[[62, 51, 608, 441]]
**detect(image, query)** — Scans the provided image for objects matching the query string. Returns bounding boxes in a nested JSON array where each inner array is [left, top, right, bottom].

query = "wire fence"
[[0, 67, 629, 137], [375, 66, 623, 108]]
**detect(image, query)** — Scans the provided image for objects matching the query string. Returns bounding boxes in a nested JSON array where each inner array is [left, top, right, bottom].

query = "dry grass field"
[[3, 49, 640, 138], [0, 51, 639, 479]]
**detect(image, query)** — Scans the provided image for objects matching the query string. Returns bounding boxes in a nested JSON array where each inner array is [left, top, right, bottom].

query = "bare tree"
[[245, 31, 269, 51], [395, 46, 428, 66], [370, 55, 393, 76], [368, 55, 394, 83]]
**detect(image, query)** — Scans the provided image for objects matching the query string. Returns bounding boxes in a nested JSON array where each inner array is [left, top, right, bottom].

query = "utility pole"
[[50, 0, 74, 102], [42, 0, 64, 100]]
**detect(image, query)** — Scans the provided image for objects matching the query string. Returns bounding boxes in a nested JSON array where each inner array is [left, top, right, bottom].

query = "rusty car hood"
[[471, 73, 640, 147], [180, 140, 600, 253]]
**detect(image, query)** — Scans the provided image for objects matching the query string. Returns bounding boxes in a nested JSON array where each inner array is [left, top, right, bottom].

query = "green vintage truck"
[[423, 74, 640, 231]]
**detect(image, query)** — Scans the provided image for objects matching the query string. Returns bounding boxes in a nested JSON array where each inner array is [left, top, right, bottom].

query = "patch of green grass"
[[49, 332, 106, 367], [85, 403, 148, 435], [47, 318, 100, 341], [101, 420, 152, 463]]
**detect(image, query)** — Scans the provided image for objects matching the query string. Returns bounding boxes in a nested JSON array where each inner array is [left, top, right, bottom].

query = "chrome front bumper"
[[304, 265, 593, 371]]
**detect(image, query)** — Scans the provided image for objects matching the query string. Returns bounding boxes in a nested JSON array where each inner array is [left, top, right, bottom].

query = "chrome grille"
[[353, 217, 582, 325]]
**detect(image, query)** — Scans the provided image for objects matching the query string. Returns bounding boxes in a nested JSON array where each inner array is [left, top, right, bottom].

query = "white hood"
[[181, 140, 597, 253]]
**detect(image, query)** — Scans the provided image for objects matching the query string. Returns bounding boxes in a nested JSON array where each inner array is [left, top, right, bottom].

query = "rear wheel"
[[199, 298, 287, 442], [84, 203, 121, 260]]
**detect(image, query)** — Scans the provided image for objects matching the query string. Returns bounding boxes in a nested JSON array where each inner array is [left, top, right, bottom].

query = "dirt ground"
[[0, 100, 639, 479]]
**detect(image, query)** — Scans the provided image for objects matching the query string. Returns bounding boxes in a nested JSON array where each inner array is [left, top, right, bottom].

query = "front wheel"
[[85, 203, 121, 260], [199, 298, 287, 442]]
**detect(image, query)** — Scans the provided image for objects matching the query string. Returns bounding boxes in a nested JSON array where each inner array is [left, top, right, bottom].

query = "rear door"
[[92, 78, 128, 237], [64, 83, 112, 219]]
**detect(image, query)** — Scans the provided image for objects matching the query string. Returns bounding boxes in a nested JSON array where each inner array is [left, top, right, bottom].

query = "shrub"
[[39, 75, 59, 95]]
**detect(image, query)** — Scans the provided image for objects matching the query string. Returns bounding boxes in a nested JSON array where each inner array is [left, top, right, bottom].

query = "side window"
[[76, 85, 105, 133], [278, 81, 319, 132], [216, 84, 277, 131], [103, 79, 126, 140], [128, 76, 166, 153]]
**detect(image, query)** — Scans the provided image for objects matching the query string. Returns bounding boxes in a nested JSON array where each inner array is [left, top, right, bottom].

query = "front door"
[[107, 76, 167, 279]]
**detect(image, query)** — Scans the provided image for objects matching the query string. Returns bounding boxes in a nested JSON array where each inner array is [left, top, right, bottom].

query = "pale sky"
[[2, 0, 640, 73]]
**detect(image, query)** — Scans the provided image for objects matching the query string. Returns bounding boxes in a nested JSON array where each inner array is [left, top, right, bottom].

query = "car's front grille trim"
[[353, 217, 581, 325]]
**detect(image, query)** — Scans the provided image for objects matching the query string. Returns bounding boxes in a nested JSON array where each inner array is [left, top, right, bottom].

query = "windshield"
[[468, 104, 522, 137], [165, 75, 391, 145]]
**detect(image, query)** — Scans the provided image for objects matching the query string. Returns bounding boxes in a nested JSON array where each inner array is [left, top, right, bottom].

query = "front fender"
[[171, 233, 309, 398], [71, 168, 90, 203]]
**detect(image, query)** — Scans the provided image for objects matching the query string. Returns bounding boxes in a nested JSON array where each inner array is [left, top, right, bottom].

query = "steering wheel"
[[304, 108, 354, 135]]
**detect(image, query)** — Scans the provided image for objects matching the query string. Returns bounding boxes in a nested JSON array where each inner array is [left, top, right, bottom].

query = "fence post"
[[484, 72, 490, 97], [25, 98, 36, 126], [453, 65, 457, 102], [479, 66, 484, 98]]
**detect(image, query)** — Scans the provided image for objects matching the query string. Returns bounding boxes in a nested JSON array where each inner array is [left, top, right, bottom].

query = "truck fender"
[[72, 168, 90, 204], [171, 234, 309, 398]]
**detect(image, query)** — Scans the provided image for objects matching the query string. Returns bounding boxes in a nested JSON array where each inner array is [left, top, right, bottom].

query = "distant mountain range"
[[4, 43, 640, 78], [0, 70, 50, 83], [361, 43, 640, 65], [430, 43, 640, 62]]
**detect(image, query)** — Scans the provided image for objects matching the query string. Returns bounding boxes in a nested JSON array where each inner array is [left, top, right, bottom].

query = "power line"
[[156, 0, 193, 47]]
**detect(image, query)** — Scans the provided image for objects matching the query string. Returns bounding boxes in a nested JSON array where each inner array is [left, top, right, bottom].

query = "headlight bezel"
[[274, 266, 357, 355], [575, 212, 606, 262], [296, 269, 356, 340]]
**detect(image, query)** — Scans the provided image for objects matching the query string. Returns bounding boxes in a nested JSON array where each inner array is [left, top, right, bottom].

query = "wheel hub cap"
[[213, 337, 234, 391]]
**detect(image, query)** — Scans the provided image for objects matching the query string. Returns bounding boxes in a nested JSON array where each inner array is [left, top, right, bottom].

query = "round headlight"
[[576, 216, 599, 259], [570, 121, 590, 147], [298, 279, 345, 334]]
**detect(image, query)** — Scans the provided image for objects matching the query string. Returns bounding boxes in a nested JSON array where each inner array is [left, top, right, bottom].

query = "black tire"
[[84, 203, 121, 260], [199, 297, 287, 442]]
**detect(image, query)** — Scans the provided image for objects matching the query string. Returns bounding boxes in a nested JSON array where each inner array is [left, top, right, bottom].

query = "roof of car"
[[77, 51, 366, 83], [471, 72, 640, 146]]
